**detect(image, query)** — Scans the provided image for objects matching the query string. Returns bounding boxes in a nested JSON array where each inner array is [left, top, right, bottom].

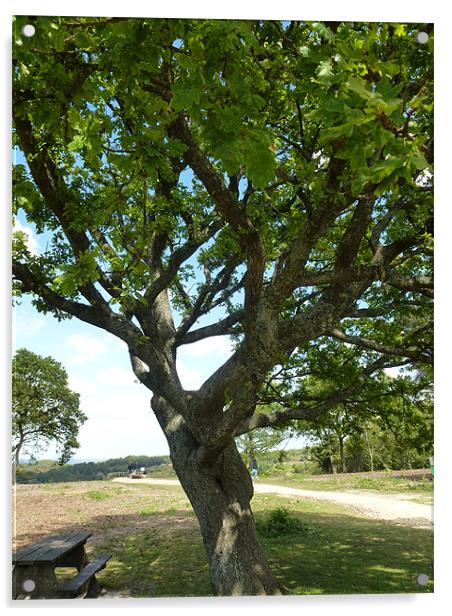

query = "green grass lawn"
[[87, 483, 433, 597], [261, 472, 433, 499], [253, 495, 433, 595]]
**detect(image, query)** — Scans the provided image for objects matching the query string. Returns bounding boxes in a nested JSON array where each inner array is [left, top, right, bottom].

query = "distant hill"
[[14, 447, 315, 485], [66, 458, 106, 465], [15, 455, 172, 484]]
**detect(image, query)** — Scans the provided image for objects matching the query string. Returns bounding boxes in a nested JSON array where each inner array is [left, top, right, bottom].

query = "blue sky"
[[13, 248, 238, 460]]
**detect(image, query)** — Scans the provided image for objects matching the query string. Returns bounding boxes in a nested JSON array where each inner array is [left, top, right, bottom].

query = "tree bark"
[[329, 451, 337, 474], [364, 425, 374, 472], [14, 446, 21, 468], [338, 435, 346, 473], [152, 396, 282, 596]]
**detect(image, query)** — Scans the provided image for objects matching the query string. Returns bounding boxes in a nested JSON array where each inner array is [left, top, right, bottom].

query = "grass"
[[90, 484, 432, 597], [97, 527, 211, 597], [256, 506, 316, 538], [15, 479, 433, 597], [261, 472, 433, 497], [251, 494, 433, 595], [83, 484, 125, 501], [85, 489, 113, 501]]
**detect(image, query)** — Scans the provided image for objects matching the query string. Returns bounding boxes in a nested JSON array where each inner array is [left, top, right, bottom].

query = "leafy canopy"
[[12, 348, 87, 464], [12, 18, 433, 455]]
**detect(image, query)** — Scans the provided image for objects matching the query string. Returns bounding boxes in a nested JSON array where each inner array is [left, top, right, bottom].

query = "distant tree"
[[302, 405, 362, 473], [236, 415, 295, 470], [364, 374, 433, 469], [12, 348, 87, 466], [297, 370, 433, 473]]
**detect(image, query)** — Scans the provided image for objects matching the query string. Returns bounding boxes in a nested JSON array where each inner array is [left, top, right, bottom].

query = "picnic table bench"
[[12, 532, 111, 599]]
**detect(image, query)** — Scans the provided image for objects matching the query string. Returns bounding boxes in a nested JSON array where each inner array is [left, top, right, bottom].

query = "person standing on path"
[[251, 458, 259, 481]]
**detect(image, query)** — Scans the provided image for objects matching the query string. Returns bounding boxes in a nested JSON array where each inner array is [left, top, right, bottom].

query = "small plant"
[[292, 464, 306, 474], [140, 507, 158, 516], [85, 490, 111, 501], [257, 507, 314, 537]]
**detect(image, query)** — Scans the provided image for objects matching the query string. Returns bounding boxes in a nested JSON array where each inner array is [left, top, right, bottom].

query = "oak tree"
[[13, 17, 433, 595], [12, 348, 86, 466]]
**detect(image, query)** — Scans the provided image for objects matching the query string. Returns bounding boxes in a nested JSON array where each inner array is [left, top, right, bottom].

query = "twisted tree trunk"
[[152, 396, 282, 596]]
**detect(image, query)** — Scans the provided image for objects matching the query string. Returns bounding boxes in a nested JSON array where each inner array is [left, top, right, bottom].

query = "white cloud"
[[13, 220, 39, 255], [59, 388, 168, 459], [384, 367, 403, 378], [180, 336, 234, 359], [65, 332, 107, 365], [177, 362, 204, 390], [13, 312, 46, 346], [96, 366, 137, 388], [176, 336, 235, 390], [67, 373, 99, 397]]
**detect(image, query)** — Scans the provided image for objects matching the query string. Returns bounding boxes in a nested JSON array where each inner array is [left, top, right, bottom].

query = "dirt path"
[[113, 477, 433, 528]]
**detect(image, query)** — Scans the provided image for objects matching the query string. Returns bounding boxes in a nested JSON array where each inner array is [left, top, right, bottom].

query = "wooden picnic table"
[[12, 532, 110, 599]]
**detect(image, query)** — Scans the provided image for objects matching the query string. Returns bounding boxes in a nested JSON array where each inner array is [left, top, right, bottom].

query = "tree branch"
[[176, 256, 243, 340], [13, 110, 121, 306], [327, 327, 431, 363], [144, 219, 223, 306], [13, 261, 142, 345], [168, 114, 266, 314], [176, 312, 243, 346], [234, 357, 411, 435], [386, 273, 433, 297]]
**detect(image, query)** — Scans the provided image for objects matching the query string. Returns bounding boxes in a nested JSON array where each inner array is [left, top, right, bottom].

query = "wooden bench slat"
[[13, 533, 92, 565], [35, 533, 92, 565], [13, 532, 77, 561], [60, 555, 111, 594]]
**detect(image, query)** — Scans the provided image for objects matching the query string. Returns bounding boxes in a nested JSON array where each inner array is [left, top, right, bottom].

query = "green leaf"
[[67, 135, 84, 151], [394, 24, 407, 37], [346, 76, 378, 101], [243, 133, 276, 189], [375, 78, 403, 100], [312, 22, 335, 41], [410, 152, 429, 171], [370, 157, 405, 182], [317, 60, 334, 81], [171, 84, 201, 112], [54, 273, 78, 296], [351, 175, 367, 197]]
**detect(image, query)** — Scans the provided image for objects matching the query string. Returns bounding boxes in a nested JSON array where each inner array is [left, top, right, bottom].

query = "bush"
[[257, 507, 314, 537], [292, 463, 306, 474]]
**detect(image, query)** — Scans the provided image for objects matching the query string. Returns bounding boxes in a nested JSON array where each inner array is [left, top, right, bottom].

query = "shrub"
[[257, 507, 314, 537], [292, 463, 306, 474]]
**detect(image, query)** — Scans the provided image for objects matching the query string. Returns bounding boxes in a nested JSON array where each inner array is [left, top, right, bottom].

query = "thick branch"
[[335, 197, 374, 270], [386, 273, 433, 297], [176, 312, 243, 346], [129, 353, 154, 388], [13, 261, 141, 345], [234, 357, 411, 435], [168, 115, 266, 313], [328, 327, 431, 363], [264, 195, 350, 308]]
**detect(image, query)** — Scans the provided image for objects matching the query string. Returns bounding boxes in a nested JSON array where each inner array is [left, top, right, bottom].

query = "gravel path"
[[113, 478, 433, 528]]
